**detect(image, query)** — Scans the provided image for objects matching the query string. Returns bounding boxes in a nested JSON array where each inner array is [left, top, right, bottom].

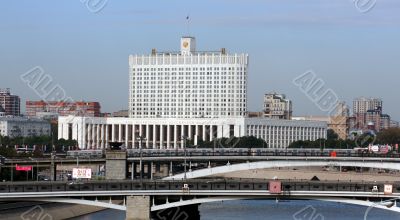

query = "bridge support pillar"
[[126, 195, 151, 220], [106, 150, 127, 180]]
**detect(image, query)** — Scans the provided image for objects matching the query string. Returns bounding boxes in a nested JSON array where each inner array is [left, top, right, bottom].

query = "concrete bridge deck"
[[0, 179, 398, 197], [1, 179, 400, 219]]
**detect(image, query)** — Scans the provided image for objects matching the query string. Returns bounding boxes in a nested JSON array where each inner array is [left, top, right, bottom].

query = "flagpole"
[[186, 15, 190, 36]]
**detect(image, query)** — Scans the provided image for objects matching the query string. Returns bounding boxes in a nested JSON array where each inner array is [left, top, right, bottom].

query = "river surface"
[[70, 200, 400, 220]]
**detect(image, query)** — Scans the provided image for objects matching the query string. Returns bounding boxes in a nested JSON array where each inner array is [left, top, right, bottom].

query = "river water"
[[71, 200, 400, 220]]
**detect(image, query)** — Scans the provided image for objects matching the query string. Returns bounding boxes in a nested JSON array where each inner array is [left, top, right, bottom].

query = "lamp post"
[[136, 135, 146, 186], [29, 157, 39, 181], [181, 136, 189, 180]]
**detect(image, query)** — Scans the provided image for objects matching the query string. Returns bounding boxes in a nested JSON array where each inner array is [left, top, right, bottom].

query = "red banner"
[[15, 164, 32, 171]]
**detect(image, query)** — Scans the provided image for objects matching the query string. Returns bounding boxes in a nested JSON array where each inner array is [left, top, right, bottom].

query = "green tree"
[[377, 128, 400, 145], [327, 129, 339, 140], [0, 146, 17, 157]]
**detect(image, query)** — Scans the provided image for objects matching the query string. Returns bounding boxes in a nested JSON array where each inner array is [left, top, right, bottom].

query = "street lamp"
[[29, 157, 39, 182], [136, 135, 146, 186], [181, 136, 189, 180]]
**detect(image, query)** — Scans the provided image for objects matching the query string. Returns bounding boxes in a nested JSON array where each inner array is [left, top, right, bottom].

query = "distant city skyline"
[[1, 0, 399, 120]]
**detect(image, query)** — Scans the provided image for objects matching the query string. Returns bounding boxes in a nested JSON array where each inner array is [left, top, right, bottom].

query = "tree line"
[[0, 135, 77, 157], [288, 128, 400, 149]]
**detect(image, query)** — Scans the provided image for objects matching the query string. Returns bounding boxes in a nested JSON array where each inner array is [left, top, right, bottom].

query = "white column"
[[280, 126, 283, 148], [160, 125, 164, 149], [125, 124, 129, 148], [173, 125, 177, 149], [118, 124, 122, 142], [153, 124, 157, 149], [264, 126, 268, 144], [267, 126, 271, 148], [290, 127, 294, 145], [188, 125, 192, 141], [210, 125, 214, 142], [194, 125, 199, 145], [146, 124, 150, 148], [86, 124, 90, 149], [87, 124, 91, 149], [78, 123, 82, 149], [90, 124, 93, 149], [132, 124, 136, 149], [283, 126, 287, 148], [100, 124, 105, 149], [202, 125, 206, 142], [84, 122, 87, 149], [217, 125, 223, 138], [111, 124, 115, 142], [234, 125, 240, 138], [88, 124, 92, 149], [180, 125, 185, 149], [271, 126, 275, 148], [93, 124, 97, 149], [92, 124, 96, 149], [97, 124, 100, 149], [167, 125, 171, 149], [105, 125, 109, 148], [223, 125, 230, 138]]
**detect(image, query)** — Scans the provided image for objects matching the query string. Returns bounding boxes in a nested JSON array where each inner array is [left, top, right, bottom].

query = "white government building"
[[58, 37, 327, 149], [0, 117, 51, 138]]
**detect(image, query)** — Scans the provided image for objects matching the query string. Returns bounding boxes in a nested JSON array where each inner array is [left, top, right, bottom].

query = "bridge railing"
[[127, 149, 400, 159], [0, 179, 395, 194]]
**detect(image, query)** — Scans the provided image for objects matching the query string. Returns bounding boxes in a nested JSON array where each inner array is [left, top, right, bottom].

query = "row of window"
[[132, 75, 245, 79], [130, 112, 243, 116], [133, 67, 246, 71]]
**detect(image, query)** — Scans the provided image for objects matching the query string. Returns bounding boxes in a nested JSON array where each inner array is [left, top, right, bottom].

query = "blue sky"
[[1, 0, 399, 119]]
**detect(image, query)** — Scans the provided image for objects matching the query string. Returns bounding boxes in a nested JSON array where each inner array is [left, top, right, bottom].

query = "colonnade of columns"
[[65, 123, 235, 149]]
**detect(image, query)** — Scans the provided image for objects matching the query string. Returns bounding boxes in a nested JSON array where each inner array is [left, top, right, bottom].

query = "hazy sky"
[[1, 0, 399, 120]]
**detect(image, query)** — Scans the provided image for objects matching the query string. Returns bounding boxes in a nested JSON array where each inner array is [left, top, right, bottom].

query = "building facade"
[[379, 114, 391, 131], [353, 97, 383, 114], [0, 106, 5, 117], [58, 116, 326, 149], [0, 117, 51, 138], [293, 116, 348, 140], [0, 88, 20, 116], [112, 110, 129, 117], [129, 37, 248, 118], [26, 101, 101, 117], [59, 36, 327, 149], [263, 93, 292, 120], [350, 98, 395, 132], [351, 106, 391, 132]]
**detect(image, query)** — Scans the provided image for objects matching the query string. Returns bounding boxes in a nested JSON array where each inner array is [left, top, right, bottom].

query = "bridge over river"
[[1, 179, 400, 220]]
